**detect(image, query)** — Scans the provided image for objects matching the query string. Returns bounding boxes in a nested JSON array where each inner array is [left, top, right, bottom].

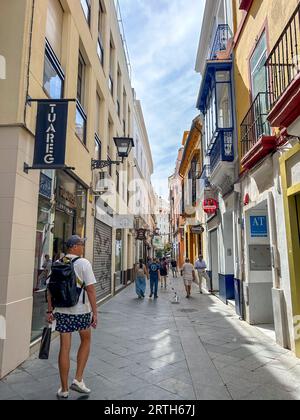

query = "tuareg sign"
[[33, 100, 69, 169]]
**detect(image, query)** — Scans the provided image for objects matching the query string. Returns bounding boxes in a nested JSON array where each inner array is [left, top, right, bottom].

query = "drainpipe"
[[24, 0, 36, 125]]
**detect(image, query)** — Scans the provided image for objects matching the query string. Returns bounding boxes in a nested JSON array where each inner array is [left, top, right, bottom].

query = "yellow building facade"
[[0, 0, 136, 378], [178, 117, 205, 267], [233, 0, 300, 354]]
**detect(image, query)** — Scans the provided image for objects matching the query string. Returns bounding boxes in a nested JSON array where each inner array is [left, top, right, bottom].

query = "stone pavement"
[[2, 277, 300, 400]]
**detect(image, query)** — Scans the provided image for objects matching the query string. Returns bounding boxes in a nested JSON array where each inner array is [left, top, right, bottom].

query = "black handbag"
[[39, 326, 52, 360]]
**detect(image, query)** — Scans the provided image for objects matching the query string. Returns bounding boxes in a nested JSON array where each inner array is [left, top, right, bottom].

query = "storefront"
[[94, 199, 114, 302], [31, 171, 54, 342], [93, 219, 113, 302], [31, 171, 87, 341]]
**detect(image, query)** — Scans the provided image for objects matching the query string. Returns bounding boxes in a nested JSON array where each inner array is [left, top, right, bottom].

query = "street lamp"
[[92, 137, 134, 170]]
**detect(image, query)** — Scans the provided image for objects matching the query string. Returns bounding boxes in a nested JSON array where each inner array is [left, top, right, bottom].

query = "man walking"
[[171, 259, 178, 278], [148, 258, 161, 299], [195, 255, 210, 294], [47, 235, 98, 399]]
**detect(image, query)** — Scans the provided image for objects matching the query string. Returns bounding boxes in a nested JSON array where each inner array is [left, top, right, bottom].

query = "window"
[[127, 106, 131, 136], [216, 83, 232, 128], [109, 39, 115, 96], [94, 134, 101, 161], [77, 52, 85, 106], [117, 66, 122, 117], [43, 41, 64, 99], [250, 32, 268, 99], [116, 170, 120, 194], [46, 0, 63, 61], [81, 0, 91, 25], [97, 0, 105, 65], [95, 92, 101, 136], [76, 101, 87, 144]]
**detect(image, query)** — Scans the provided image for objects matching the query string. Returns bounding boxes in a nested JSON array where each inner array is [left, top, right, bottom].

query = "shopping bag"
[[38, 325, 52, 360]]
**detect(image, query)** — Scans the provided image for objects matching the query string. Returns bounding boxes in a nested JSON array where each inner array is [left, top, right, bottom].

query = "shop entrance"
[[245, 202, 274, 329]]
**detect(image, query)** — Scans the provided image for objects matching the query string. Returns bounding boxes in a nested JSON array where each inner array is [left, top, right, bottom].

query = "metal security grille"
[[93, 220, 112, 302]]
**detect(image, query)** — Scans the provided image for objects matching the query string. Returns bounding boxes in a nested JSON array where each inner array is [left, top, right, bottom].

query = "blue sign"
[[250, 216, 268, 238], [33, 101, 69, 169]]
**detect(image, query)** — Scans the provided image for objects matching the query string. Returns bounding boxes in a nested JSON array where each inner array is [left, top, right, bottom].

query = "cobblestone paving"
[[1, 277, 300, 400]]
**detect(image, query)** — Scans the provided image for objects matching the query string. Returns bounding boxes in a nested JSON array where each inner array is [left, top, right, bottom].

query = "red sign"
[[203, 199, 218, 215]]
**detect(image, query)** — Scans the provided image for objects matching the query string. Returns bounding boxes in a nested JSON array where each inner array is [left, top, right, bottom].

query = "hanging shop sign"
[[153, 236, 163, 249], [190, 225, 205, 235], [114, 215, 134, 229], [203, 199, 219, 215], [136, 229, 147, 241], [32, 100, 69, 169]]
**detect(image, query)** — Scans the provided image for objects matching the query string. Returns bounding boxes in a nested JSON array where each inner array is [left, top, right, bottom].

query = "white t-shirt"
[[54, 254, 97, 315]]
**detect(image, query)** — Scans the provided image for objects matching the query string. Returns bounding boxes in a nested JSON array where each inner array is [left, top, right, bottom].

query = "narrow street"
[[2, 279, 300, 401]]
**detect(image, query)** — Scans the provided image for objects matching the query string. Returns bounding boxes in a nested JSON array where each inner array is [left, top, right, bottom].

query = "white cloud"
[[119, 0, 205, 198]]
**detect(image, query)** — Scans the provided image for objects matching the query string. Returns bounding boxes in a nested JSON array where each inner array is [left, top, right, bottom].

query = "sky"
[[119, 0, 205, 200]]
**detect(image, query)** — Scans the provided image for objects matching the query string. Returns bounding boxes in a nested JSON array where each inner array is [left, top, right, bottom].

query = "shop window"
[[43, 40, 64, 99]]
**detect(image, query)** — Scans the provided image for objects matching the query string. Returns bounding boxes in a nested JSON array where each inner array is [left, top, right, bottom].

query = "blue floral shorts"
[[54, 313, 92, 333]]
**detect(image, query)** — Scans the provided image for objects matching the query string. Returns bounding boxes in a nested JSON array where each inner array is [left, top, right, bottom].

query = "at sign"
[[203, 199, 218, 215]]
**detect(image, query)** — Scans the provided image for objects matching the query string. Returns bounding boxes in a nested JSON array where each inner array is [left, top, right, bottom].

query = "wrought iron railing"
[[266, 2, 300, 108], [210, 24, 233, 60], [241, 92, 271, 158], [208, 130, 234, 173]]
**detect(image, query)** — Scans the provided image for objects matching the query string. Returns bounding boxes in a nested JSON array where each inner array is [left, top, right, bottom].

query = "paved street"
[[1, 277, 300, 400]]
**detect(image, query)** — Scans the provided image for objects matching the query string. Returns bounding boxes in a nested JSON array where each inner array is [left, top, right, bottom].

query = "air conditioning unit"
[[92, 171, 113, 195]]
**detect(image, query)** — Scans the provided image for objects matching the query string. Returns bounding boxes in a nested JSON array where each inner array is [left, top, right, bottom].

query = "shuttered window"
[[46, 0, 64, 61]]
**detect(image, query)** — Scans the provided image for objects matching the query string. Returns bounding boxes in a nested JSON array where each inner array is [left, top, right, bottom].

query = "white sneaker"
[[70, 379, 91, 394], [57, 388, 69, 399]]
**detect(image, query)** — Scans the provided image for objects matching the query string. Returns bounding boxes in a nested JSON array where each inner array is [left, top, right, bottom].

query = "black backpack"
[[48, 257, 85, 308]]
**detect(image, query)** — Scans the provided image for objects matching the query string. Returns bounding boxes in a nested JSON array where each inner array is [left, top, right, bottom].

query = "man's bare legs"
[[75, 329, 91, 382], [59, 333, 72, 392]]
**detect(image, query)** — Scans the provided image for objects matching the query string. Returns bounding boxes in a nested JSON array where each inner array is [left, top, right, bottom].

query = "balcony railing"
[[241, 92, 271, 158], [210, 24, 233, 60], [266, 2, 300, 109], [208, 130, 234, 173]]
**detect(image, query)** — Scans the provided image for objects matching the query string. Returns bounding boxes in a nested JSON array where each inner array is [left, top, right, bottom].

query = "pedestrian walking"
[[47, 235, 98, 399], [160, 257, 169, 289], [195, 255, 210, 294], [148, 258, 161, 299], [171, 259, 178, 278], [181, 258, 196, 299], [135, 259, 148, 299]]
